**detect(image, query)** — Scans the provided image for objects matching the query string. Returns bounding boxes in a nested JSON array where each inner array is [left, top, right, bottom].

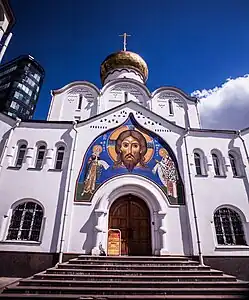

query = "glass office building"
[[0, 55, 45, 120]]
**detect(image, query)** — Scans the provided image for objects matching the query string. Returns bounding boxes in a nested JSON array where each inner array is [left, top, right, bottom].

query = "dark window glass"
[[229, 154, 238, 177], [16, 144, 27, 167], [6, 202, 43, 242], [55, 146, 65, 170], [212, 153, 220, 176], [169, 99, 173, 115], [214, 208, 247, 246], [35, 145, 46, 169], [78, 94, 83, 110], [194, 153, 202, 175]]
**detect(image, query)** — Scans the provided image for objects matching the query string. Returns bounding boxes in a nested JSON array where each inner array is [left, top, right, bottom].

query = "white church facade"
[[0, 49, 249, 279]]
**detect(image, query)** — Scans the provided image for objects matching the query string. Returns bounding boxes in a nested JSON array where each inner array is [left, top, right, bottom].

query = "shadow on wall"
[[80, 209, 97, 254], [50, 128, 74, 253], [176, 135, 194, 256]]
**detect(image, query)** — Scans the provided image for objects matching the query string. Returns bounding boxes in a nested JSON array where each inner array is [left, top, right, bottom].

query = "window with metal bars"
[[15, 144, 27, 167], [55, 146, 65, 170], [212, 153, 221, 176], [194, 152, 202, 175], [35, 145, 46, 169], [6, 202, 43, 242], [214, 208, 247, 246]]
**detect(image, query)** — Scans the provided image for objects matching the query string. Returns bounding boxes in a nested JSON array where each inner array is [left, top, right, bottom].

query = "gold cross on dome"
[[119, 32, 131, 51]]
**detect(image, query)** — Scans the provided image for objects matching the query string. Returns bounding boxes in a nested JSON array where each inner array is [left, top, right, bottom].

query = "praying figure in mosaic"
[[152, 148, 178, 198], [81, 145, 109, 196]]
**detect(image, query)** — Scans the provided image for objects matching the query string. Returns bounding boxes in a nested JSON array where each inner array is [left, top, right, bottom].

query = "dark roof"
[[0, 54, 45, 75]]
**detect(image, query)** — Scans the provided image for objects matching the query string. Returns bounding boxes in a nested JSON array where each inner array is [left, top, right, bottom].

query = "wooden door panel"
[[109, 196, 151, 256]]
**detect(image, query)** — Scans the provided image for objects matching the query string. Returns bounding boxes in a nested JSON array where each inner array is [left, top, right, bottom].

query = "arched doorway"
[[109, 194, 152, 256]]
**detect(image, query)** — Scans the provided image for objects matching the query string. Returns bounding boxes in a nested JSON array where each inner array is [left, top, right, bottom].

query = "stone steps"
[[46, 268, 224, 276], [0, 255, 248, 299], [18, 279, 248, 288], [33, 273, 236, 282], [59, 263, 210, 270], [0, 294, 245, 299]]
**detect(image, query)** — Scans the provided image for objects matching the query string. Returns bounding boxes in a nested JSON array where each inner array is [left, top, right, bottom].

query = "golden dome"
[[100, 51, 148, 84]]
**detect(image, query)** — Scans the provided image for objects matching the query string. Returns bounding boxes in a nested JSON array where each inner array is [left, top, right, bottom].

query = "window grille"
[[6, 202, 43, 242], [214, 208, 247, 246]]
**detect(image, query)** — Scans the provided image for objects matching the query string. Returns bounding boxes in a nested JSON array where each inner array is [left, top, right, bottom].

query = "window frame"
[[35, 144, 46, 169], [213, 207, 247, 247], [5, 201, 44, 243], [211, 150, 225, 177], [168, 99, 174, 115], [228, 151, 242, 177], [15, 143, 27, 168], [193, 149, 207, 176], [54, 145, 65, 170]]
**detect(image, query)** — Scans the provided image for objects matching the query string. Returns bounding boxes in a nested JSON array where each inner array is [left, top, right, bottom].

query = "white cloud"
[[191, 74, 249, 130]]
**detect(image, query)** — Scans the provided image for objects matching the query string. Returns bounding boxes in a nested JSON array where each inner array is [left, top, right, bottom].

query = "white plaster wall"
[[48, 83, 99, 122], [0, 123, 74, 253], [185, 133, 249, 256], [99, 80, 151, 113], [103, 69, 144, 85]]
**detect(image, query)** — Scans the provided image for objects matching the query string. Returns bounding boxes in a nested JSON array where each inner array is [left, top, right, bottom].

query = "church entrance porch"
[[109, 195, 152, 256]]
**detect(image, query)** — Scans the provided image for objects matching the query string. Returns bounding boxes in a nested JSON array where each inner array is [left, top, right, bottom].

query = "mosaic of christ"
[[75, 116, 184, 204]]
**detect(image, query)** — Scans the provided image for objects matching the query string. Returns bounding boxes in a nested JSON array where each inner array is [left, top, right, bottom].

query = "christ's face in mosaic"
[[115, 130, 147, 172]]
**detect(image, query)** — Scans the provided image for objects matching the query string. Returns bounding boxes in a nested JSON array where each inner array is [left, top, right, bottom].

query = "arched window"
[[228, 153, 239, 177], [35, 145, 46, 169], [194, 152, 202, 175], [55, 146, 65, 170], [212, 153, 220, 176], [214, 208, 247, 246], [15, 144, 27, 167], [6, 202, 43, 242]]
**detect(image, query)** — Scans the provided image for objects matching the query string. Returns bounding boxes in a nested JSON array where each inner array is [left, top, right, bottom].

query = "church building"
[[0, 43, 249, 279]]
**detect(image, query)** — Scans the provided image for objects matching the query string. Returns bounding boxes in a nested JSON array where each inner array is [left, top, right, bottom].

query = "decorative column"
[[6, 146, 15, 166], [26, 148, 34, 167], [92, 208, 107, 255], [45, 148, 54, 169], [158, 211, 169, 255]]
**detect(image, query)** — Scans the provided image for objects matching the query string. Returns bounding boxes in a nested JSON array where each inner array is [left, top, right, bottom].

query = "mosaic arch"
[[75, 113, 185, 205]]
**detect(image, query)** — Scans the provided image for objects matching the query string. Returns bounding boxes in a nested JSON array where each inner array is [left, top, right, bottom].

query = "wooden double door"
[[109, 195, 152, 256]]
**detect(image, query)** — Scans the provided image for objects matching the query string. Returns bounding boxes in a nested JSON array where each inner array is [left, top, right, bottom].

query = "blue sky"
[[3, 0, 249, 128]]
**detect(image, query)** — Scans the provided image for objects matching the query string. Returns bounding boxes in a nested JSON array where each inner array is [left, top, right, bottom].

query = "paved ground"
[[0, 277, 21, 291]]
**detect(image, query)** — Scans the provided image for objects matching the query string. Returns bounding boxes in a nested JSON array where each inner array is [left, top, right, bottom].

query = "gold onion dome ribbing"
[[100, 51, 148, 84]]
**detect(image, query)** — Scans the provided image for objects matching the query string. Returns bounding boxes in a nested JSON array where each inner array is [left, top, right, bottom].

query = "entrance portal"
[[109, 195, 152, 256]]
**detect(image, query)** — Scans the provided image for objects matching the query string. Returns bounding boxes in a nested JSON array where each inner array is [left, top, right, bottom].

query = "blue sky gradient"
[[3, 0, 249, 120]]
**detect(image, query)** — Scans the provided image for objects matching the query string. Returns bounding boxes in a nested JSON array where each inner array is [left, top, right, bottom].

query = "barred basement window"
[[55, 146, 65, 170], [214, 208, 247, 246], [6, 202, 43, 242], [15, 144, 27, 167]]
